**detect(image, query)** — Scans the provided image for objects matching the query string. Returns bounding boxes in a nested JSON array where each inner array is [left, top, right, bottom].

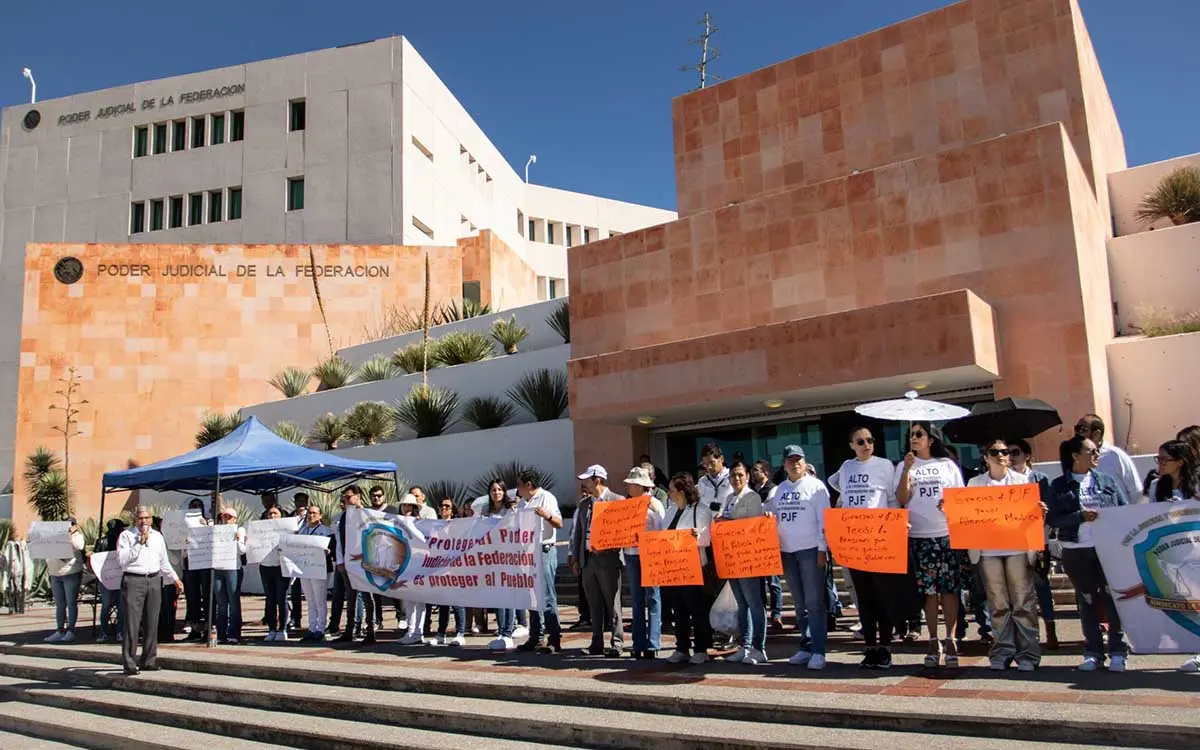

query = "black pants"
[[121, 574, 161, 672], [848, 568, 907, 648], [662, 585, 712, 655], [157, 584, 178, 643], [576, 568, 591, 623], [329, 571, 346, 630], [339, 571, 373, 635], [289, 577, 303, 629], [183, 566, 209, 625]]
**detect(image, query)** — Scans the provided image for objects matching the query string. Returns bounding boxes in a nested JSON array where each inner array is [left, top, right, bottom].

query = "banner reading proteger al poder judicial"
[[1093, 500, 1200, 654], [344, 508, 544, 611]]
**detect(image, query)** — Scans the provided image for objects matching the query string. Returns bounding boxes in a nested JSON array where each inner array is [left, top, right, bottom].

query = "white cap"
[[577, 464, 607, 481]]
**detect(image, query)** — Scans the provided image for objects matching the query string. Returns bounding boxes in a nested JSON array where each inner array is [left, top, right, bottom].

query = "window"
[[528, 219, 536, 240], [152, 123, 167, 155], [547, 223, 556, 245], [411, 135, 433, 161], [191, 117, 206, 149], [208, 190, 223, 223], [168, 196, 183, 229], [584, 228, 592, 244], [130, 202, 146, 234], [211, 113, 225, 145], [188, 193, 203, 226], [517, 210, 525, 236], [230, 110, 245, 142], [565, 226, 574, 247], [133, 126, 149, 158], [462, 281, 482, 306], [412, 215, 434, 240], [289, 99, 306, 132], [549, 279, 562, 299], [287, 178, 305, 211], [149, 199, 164, 231], [227, 188, 242, 220], [171, 120, 187, 151]]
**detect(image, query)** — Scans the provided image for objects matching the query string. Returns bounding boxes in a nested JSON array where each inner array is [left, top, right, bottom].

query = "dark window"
[[208, 190, 223, 223], [547, 223, 555, 244], [565, 226, 574, 247], [228, 188, 242, 220], [230, 111, 245, 141], [528, 219, 535, 240], [149, 199, 164, 231], [130, 203, 146, 234], [188, 193, 203, 226], [462, 281, 482, 306], [583, 228, 592, 243], [172, 120, 187, 151], [211, 113, 225, 145], [152, 123, 167, 155], [133, 126, 149, 158], [191, 117, 206, 148], [168, 196, 183, 229], [289, 100, 306, 132], [549, 279, 562, 299], [287, 178, 304, 211]]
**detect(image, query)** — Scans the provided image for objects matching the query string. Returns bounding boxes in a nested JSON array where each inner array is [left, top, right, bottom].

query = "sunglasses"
[[986, 448, 1010, 458], [1007, 448, 1023, 456], [910, 432, 927, 439], [855, 437, 875, 446]]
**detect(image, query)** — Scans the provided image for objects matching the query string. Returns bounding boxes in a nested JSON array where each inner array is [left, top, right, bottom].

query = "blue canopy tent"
[[99, 416, 398, 646]]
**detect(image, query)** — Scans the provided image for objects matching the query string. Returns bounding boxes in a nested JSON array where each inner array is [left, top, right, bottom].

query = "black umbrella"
[[943, 398, 1062, 445]]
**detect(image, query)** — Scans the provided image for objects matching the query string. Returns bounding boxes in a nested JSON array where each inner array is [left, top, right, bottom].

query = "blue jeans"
[[1062, 547, 1127, 659], [213, 569, 242, 640], [51, 573, 81, 632], [528, 546, 562, 642], [825, 564, 843, 617], [781, 548, 827, 654], [496, 608, 516, 637], [626, 553, 661, 652], [1034, 570, 1055, 623], [730, 577, 766, 651], [759, 576, 782, 619], [436, 605, 466, 636], [100, 585, 124, 638]]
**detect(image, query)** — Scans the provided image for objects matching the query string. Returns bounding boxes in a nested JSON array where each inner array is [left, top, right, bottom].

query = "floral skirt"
[[910, 536, 969, 595]]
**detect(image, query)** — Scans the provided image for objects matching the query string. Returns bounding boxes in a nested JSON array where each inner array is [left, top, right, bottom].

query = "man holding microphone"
[[117, 506, 183, 676]]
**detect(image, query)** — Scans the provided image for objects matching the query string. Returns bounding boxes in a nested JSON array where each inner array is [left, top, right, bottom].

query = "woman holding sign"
[[662, 473, 715, 664], [259, 506, 291, 642], [715, 460, 769, 665], [966, 439, 1039, 671], [45, 518, 85, 643], [895, 422, 967, 668], [1148, 437, 1200, 674]]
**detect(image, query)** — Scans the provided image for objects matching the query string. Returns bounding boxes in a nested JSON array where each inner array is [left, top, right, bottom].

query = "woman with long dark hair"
[[431, 497, 467, 646], [482, 480, 520, 652], [661, 472, 715, 664], [1156, 435, 1200, 673]]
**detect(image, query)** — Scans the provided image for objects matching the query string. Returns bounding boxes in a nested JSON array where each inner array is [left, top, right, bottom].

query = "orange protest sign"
[[710, 516, 783, 578], [824, 508, 909, 574], [943, 484, 1045, 551], [588, 496, 651, 551], [638, 530, 704, 587]]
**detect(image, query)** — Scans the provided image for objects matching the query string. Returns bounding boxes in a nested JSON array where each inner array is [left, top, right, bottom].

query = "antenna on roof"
[[680, 13, 721, 91]]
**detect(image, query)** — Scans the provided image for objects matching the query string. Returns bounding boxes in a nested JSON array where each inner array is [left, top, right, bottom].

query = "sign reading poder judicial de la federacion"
[[57, 83, 246, 126], [91, 262, 393, 279]]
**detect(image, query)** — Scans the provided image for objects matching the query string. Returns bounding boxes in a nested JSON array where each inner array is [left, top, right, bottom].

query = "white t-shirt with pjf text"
[[766, 474, 830, 553], [829, 456, 897, 509], [894, 457, 963, 539]]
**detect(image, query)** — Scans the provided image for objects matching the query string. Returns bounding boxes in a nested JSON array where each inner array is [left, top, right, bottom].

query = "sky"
[[1, 1, 1196, 211]]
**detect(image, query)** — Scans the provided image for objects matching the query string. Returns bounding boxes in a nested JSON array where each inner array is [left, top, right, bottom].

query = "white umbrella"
[[854, 390, 970, 422]]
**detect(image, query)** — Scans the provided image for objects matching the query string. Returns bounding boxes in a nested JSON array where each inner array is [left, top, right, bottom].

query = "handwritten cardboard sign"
[[89, 551, 124, 591], [27, 521, 73, 560], [943, 484, 1044, 551], [280, 534, 331, 580], [246, 517, 302, 564], [638, 530, 703, 587], [187, 524, 239, 571], [162, 509, 205, 550], [710, 516, 784, 578], [824, 508, 909, 574], [588, 497, 651, 551]]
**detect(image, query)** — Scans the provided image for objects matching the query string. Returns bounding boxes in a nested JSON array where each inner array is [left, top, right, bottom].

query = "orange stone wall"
[[459, 230, 540, 310]]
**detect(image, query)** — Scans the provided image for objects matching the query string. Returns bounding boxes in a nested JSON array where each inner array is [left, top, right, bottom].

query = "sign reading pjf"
[[92, 262, 392, 280], [943, 484, 1044, 551]]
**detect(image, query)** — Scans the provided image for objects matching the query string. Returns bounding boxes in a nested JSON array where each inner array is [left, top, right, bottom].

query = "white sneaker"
[[512, 625, 529, 641], [44, 631, 63, 643], [275, 631, 288, 642], [788, 649, 813, 666], [1179, 656, 1200, 673], [399, 632, 423, 646], [60, 631, 75, 643], [688, 652, 708, 664], [666, 651, 687, 664], [743, 648, 768, 665], [449, 634, 466, 647], [807, 654, 827, 671], [266, 630, 277, 642], [502, 636, 515, 651], [1108, 655, 1127, 672], [724, 647, 749, 663], [1077, 656, 1101, 672]]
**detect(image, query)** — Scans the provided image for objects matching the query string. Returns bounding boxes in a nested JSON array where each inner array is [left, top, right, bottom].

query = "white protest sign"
[[246, 517, 302, 565], [186, 524, 239, 571], [27, 521, 73, 560], [89, 551, 124, 591], [162, 509, 205, 550], [280, 534, 331, 580]]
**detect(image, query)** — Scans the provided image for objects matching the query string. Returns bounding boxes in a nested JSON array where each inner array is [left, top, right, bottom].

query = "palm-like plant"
[[508, 368, 569, 421], [357, 355, 399, 382], [23, 446, 61, 487], [195, 410, 243, 448], [491, 315, 529, 355], [462, 395, 516, 430], [344, 401, 395, 446], [312, 356, 357, 391], [392, 342, 441, 374], [433, 331, 494, 366], [308, 412, 347, 450], [438, 299, 492, 322], [267, 367, 311, 398], [546, 300, 570, 344], [272, 420, 307, 445], [469, 461, 556, 498], [425, 480, 470, 507], [24, 447, 71, 521], [1136, 166, 1200, 226], [393, 385, 460, 437]]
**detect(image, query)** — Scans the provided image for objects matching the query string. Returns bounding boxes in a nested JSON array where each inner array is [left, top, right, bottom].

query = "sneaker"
[[266, 630, 277, 642], [96, 633, 109, 644], [311, 632, 325, 642], [1108, 655, 1127, 672], [989, 658, 1008, 671], [399, 632, 423, 646], [115, 632, 124, 642], [603, 647, 622, 658], [688, 652, 708, 664], [1179, 656, 1200, 673], [876, 648, 892, 670], [275, 631, 288, 642], [512, 625, 529, 641], [743, 648, 768, 665], [361, 633, 376, 645], [724, 647, 749, 663], [806, 654, 827, 671], [226, 637, 239, 645], [666, 651, 688, 664], [1077, 656, 1102, 672], [1017, 661, 1036, 672], [44, 631, 64, 643], [450, 634, 466, 647], [859, 648, 879, 669], [788, 649, 813, 666], [517, 639, 541, 653], [488, 636, 512, 651]]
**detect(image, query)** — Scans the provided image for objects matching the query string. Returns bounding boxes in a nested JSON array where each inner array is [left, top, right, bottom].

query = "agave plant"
[[438, 298, 492, 322], [508, 368, 569, 421], [272, 420, 307, 445], [312, 356, 357, 391], [344, 401, 396, 446], [468, 461, 556, 498], [23, 446, 61, 487], [462, 395, 516, 430], [357, 355, 399, 382], [195, 410, 243, 448], [393, 385, 460, 437], [0, 519, 15, 549], [425, 480, 470, 507], [25, 446, 71, 521], [546, 299, 570, 344], [1136, 166, 1200, 226], [433, 331, 494, 366], [308, 412, 347, 450], [491, 315, 529, 355], [391, 341, 440, 374], [267, 366, 311, 398]]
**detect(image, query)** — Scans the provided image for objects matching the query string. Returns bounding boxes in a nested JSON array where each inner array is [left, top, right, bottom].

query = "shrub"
[[491, 315, 529, 355], [392, 341, 441, 374], [469, 461, 556, 497], [312, 356, 356, 390], [357, 355, 398, 382], [439, 299, 492, 322], [1137, 308, 1200, 338], [546, 299, 570, 344], [433, 331, 494, 366], [195, 410, 243, 448], [1136, 166, 1200, 226], [25, 447, 70, 521], [308, 412, 347, 450], [508, 368, 569, 421], [425, 480, 471, 507], [462, 395, 516, 430], [344, 401, 396, 446], [272, 421, 307, 445], [267, 367, 311, 398], [393, 385, 460, 437]]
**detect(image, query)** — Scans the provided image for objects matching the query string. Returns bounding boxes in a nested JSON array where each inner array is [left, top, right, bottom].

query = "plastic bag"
[[709, 581, 739, 635]]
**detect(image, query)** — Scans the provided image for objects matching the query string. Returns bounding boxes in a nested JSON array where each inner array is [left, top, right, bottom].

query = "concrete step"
[[0, 727, 90, 750], [0, 645, 1190, 750]]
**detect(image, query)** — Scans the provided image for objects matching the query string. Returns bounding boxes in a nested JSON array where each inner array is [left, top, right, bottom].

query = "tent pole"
[[204, 480, 219, 648], [98, 488, 107, 530]]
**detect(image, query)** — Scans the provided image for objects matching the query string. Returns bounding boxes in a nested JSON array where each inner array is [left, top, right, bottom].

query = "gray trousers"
[[121, 574, 162, 671], [980, 555, 1040, 665], [582, 558, 623, 649]]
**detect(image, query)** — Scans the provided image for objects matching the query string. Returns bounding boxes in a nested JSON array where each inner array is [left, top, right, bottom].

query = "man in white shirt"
[[117, 506, 182, 676], [698, 443, 732, 514], [516, 469, 563, 653], [1075, 414, 1139, 503]]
